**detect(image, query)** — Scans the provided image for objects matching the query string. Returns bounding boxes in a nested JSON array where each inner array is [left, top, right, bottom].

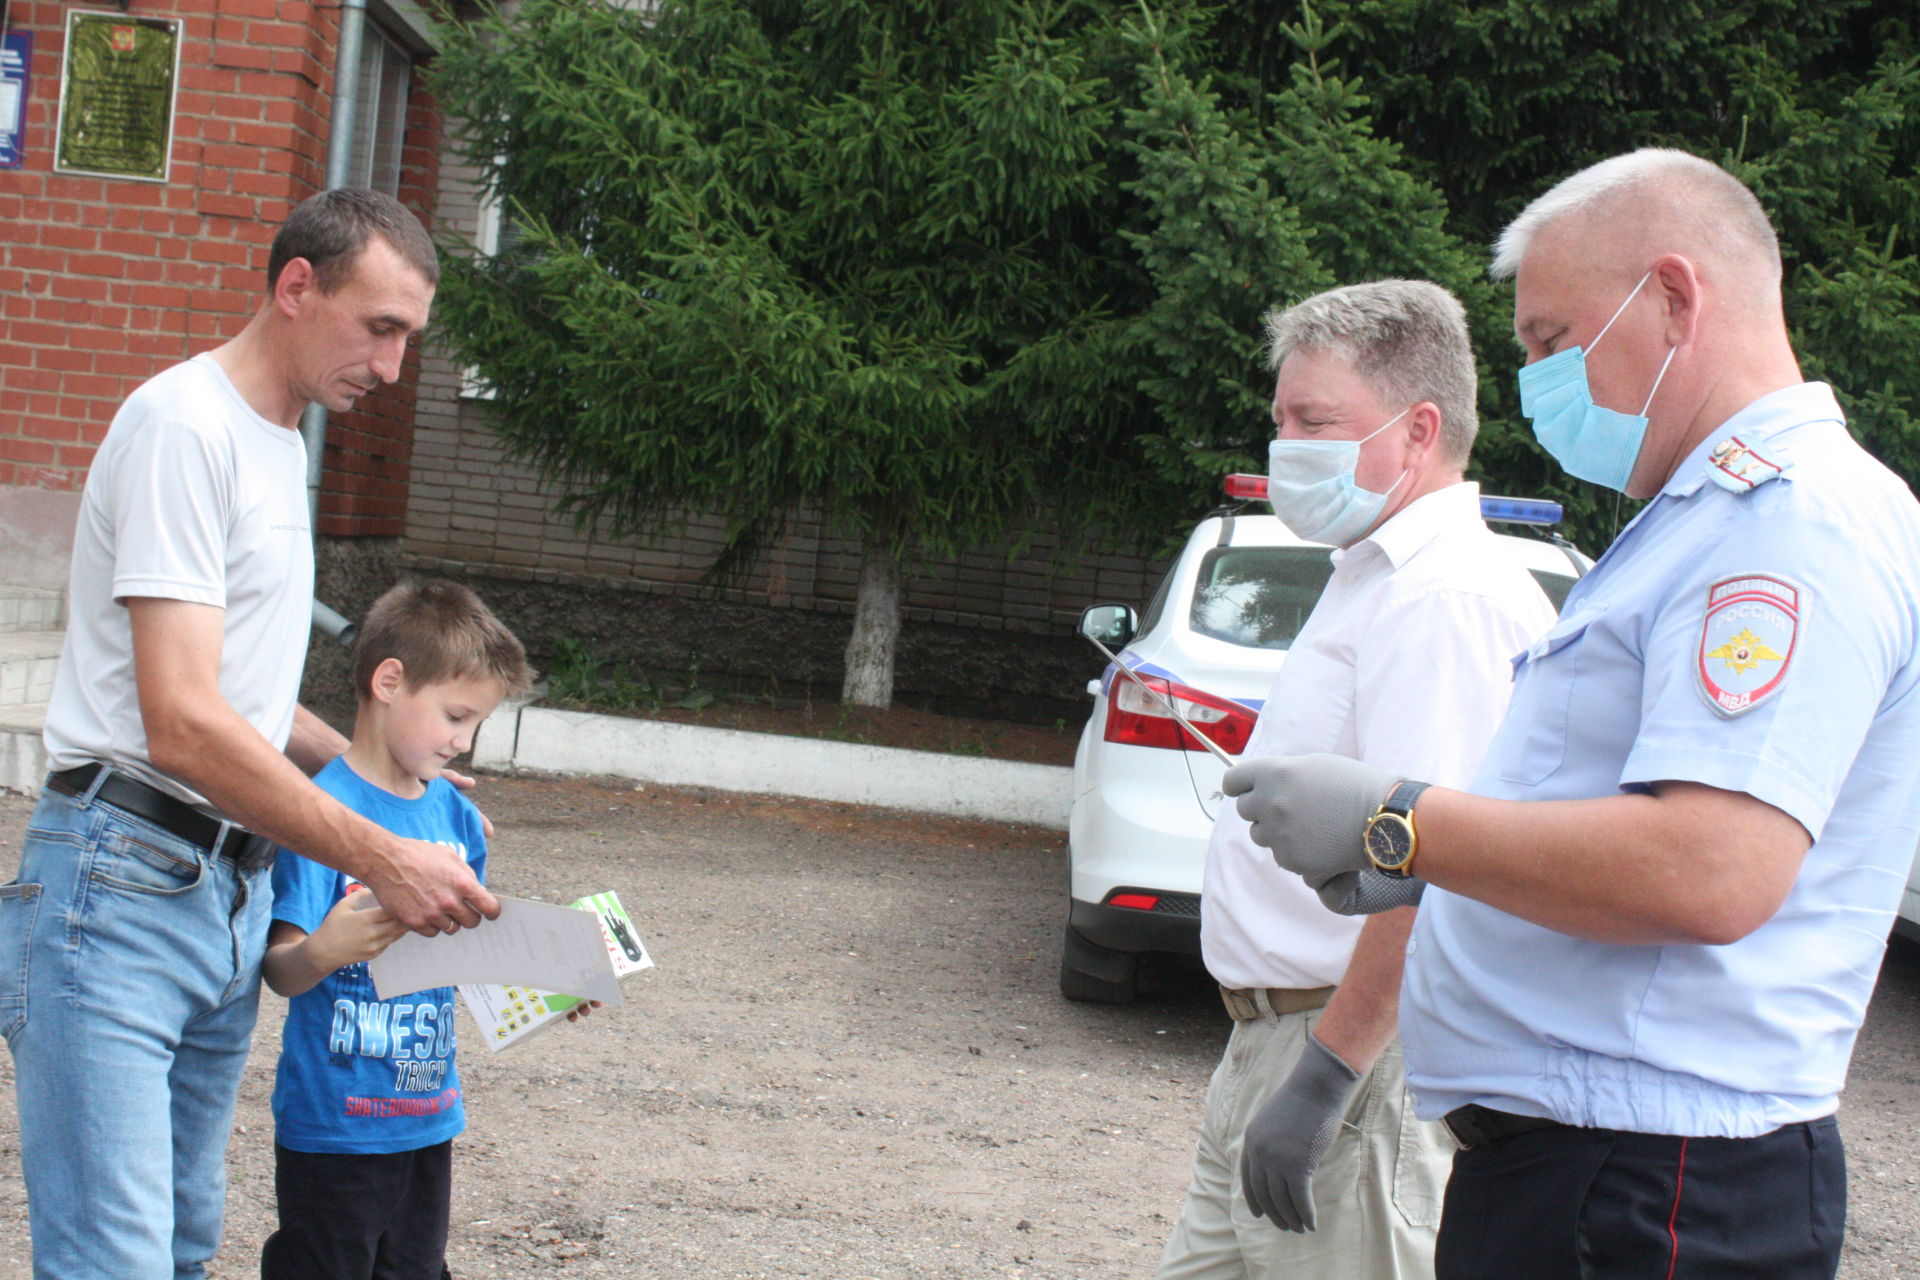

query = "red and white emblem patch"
[[1696, 574, 1802, 717]]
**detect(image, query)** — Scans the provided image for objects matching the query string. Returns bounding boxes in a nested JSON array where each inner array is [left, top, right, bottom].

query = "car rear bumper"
[[1069, 894, 1202, 957]]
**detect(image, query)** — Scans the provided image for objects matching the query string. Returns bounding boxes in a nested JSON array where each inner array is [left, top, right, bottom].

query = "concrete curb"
[[474, 703, 1073, 830]]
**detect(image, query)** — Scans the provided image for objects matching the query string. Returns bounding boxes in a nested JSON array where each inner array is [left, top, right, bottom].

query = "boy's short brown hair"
[[352, 579, 533, 701]]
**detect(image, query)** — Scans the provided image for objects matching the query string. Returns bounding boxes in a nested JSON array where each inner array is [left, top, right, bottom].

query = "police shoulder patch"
[[1696, 573, 1803, 717]]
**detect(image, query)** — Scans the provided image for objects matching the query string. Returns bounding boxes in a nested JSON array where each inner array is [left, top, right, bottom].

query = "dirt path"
[[0, 775, 1916, 1277]]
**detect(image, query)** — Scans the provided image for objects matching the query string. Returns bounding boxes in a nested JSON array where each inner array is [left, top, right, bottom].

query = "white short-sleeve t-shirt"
[[45, 353, 314, 807]]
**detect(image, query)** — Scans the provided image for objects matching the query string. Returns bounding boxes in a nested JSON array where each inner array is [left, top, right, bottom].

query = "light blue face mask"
[[1516, 270, 1677, 493], [1265, 407, 1411, 547]]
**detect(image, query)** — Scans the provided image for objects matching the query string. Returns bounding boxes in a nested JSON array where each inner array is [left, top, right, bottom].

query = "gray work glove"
[[1239, 1033, 1363, 1231], [1221, 754, 1400, 886], [1314, 868, 1427, 915]]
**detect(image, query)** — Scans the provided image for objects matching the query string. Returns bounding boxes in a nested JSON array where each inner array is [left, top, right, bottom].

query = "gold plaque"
[[55, 10, 181, 182]]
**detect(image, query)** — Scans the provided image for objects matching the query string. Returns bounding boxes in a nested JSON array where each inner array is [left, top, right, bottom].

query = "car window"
[[1137, 562, 1177, 637], [1529, 569, 1577, 613], [1189, 546, 1336, 649]]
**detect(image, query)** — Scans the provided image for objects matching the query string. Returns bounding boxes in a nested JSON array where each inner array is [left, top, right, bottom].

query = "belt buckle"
[[1219, 987, 1260, 1021], [220, 830, 276, 873]]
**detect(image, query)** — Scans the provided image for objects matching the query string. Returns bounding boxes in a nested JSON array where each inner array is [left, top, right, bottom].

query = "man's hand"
[[1315, 869, 1426, 916], [438, 768, 494, 839], [1221, 754, 1399, 886], [364, 836, 501, 936], [1240, 1034, 1363, 1231]]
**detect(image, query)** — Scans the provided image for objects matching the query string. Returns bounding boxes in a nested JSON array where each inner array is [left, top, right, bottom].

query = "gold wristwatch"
[[1361, 780, 1431, 879]]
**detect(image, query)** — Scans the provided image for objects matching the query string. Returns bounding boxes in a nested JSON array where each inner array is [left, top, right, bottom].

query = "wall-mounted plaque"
[[54, 10, 180, 182]]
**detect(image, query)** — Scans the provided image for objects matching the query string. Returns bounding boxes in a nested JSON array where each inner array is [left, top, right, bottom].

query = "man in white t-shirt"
[[0, 189, 501, 1280], [1158, 281, 1555, 1280]]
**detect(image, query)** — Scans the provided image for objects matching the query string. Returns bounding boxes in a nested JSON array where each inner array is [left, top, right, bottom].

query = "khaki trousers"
[[1157, 1005, 1453, 1280]]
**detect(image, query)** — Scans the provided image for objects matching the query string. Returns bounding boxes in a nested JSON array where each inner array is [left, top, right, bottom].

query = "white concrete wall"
[[0, 488, 79, 592], [474, 705, 1071, 829]]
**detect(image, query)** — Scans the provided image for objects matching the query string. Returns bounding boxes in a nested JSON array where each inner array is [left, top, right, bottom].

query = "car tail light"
[[1103, 673, 1256, 754], [1108, 892, 1160, 910]]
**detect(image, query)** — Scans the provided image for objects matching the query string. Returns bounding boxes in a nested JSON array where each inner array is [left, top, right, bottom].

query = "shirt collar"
[[1661, 382, 1844, 499], [1335, 480, 1483, 571]]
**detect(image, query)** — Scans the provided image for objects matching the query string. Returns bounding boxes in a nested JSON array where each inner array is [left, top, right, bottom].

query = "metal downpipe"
[[306, 0, 368, 647]]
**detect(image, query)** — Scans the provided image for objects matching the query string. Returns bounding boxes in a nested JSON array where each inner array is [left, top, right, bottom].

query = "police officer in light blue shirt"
[[1219, 148, 1920, 1279]]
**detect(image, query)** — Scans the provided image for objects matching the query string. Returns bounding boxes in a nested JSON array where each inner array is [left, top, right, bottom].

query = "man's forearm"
[[147, 698, 399, 884], [1311, 908, 1415, 1073], [286, 704, 350, 776], [1415, 782, 1809, 945]]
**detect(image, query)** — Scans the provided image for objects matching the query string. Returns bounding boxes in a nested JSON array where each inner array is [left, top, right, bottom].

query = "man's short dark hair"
[[267, 187, 440, 295], [352, 579, 532, 701]]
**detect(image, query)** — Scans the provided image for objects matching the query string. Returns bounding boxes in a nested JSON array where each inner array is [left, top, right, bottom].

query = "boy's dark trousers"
[[1434, 1114, 1845, 1280], [260, 1140, 455, 1280]]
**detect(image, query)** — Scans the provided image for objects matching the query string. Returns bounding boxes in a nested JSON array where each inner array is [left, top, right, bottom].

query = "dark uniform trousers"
[[1435, 1115, 1845, 1280]]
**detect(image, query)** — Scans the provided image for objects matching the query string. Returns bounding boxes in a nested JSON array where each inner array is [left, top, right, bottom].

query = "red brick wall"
[[0, 0, 440, 537]]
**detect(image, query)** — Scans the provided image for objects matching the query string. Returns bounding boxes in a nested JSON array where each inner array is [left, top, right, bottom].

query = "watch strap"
[[1381, 778, 1430, 819]]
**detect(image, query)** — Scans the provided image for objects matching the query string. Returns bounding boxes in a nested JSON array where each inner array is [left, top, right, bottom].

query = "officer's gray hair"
[[1264, 279, 1478, 466], [1491, 148, 1781, 284]]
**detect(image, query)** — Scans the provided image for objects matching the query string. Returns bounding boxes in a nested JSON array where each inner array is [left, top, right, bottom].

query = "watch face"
[[1364, 813, 1416, 873]]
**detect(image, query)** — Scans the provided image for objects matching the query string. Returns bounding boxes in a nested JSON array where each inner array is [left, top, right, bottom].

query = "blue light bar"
[[1479, 496, 1562, 526]]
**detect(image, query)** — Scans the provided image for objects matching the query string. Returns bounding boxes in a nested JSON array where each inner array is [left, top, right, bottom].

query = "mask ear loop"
[[1587, 269, 1654, 356], [1358, 405, 1415, 503], [1609, 343, 1678, 543], [1356, 404, 1413, 444], [1639, 345, 1678, 416]]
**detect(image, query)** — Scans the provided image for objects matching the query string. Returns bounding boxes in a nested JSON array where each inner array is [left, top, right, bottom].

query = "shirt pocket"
[[1498, 611, 1593, 786]]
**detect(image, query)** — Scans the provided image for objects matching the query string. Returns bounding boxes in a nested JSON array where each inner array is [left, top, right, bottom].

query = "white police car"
[[1060, 478, 1590, 1002]]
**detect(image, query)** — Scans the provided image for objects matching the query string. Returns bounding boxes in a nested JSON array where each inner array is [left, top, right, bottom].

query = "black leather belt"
[[48, 763, 274, 870], [1442, 1104, 1567, 1149]]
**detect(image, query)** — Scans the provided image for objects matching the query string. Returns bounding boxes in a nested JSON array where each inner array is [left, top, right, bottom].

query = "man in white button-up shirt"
[[1158, 281, 1555, 1280]]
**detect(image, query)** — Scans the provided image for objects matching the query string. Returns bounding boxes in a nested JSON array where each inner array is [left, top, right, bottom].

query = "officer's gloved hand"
[[1240, 1033, 1363, 1232], [1315, 869, 1426, 915], [1221, 754, 1398, 885]]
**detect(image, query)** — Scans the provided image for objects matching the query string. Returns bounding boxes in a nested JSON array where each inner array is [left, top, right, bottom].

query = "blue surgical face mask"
[[1265, 407, 1411, 547], [1516, 269, 1678, 493]]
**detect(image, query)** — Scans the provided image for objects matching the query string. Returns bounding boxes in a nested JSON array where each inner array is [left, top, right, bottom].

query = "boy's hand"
[[565, 1000, 604, 1024], [308, 891, 410, 970]]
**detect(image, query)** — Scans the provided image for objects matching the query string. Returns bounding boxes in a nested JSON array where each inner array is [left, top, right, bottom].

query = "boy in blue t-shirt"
[[259, 579, 561, 1280]]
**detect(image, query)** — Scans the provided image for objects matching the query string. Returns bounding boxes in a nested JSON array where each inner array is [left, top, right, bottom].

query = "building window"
[[348, 22, 412, 196], [461, 166, 519, 400]]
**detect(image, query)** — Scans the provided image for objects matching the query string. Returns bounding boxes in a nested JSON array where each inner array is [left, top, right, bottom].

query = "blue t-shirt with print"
[[269, 757, 488, 1154]]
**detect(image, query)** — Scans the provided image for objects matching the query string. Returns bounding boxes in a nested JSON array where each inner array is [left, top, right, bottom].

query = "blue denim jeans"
[[0, 777, 273, 1280]]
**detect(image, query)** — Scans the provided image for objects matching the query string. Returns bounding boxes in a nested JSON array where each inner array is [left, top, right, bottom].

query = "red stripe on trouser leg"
[[1664, 1136, 1690, 1280]]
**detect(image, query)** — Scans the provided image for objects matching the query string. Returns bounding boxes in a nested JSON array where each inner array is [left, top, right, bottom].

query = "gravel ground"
[[0, 773, 1916, 1278]]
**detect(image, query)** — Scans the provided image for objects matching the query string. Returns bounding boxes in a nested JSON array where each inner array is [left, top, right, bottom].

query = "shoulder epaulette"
[[1705, 436, 1788, 493]]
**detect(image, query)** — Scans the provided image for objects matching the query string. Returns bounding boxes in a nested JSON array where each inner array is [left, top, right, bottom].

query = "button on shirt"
[[1404, 383, 1920, 1138], [1203, 483, 1557, 991]]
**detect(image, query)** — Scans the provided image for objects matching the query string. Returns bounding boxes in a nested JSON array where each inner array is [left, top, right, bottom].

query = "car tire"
[[1059, 923, 1140, 1004]]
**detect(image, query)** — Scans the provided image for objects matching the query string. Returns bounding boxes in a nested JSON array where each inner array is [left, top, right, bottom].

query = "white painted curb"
[[474, 704, 1072, 830]]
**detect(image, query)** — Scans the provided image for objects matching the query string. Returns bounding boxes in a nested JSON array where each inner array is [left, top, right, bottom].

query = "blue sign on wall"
[[1, 30, 30, 170]]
